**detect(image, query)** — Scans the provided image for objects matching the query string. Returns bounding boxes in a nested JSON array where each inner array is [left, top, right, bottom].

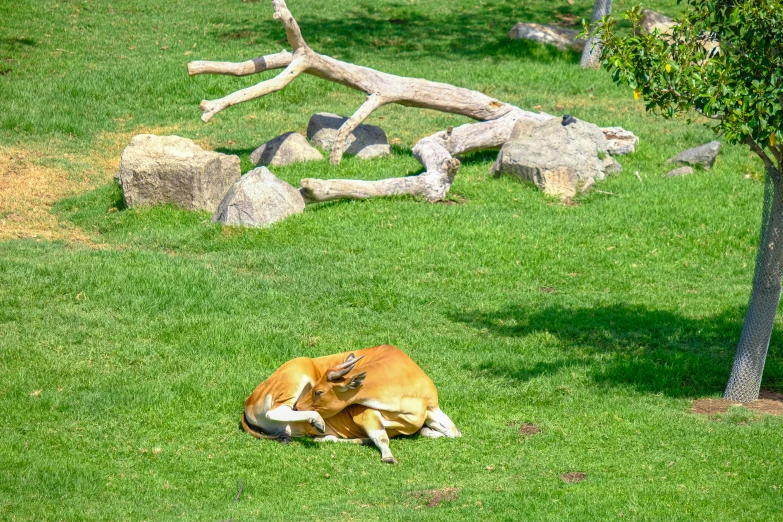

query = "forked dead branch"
[[188, 0, 629, 202]]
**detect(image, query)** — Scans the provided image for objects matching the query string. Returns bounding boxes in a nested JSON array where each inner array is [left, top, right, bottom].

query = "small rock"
[[119, 135, 240, 212], [601, 127, 639, 155], [603, 155, 623, 174], [507, 23, 585, 52], [667, 141, 720, 170], [249, 132, 323, 166], [637, 9, 676, 35], [306, 113, 391, 159], [211, 167, 305, 227], [665, 166, 694, 177], [581, 176, 596, 193]]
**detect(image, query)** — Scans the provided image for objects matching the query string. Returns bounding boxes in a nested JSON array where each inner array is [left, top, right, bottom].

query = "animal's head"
[[297, 353, 366, 416]]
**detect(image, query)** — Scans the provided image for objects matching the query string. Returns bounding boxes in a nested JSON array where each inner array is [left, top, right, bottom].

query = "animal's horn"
[[335, 354, 364, 370], [328, 355, 364, 381]]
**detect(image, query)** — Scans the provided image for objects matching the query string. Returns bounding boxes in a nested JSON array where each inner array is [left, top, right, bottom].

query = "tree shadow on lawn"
[[451, 303, 783, 398], [209, 6, 583, 65]]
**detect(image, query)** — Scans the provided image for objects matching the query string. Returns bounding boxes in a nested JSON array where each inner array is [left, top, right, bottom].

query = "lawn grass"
[[2, 0, 783, 520]]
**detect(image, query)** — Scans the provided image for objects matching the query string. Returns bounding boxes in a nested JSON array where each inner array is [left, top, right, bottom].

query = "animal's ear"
[[346, 372, 366, 390], [327, 355, 364, 381]]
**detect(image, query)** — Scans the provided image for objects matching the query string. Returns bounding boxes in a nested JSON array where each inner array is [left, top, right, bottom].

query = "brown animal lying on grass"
[[242, 344, 461, 463]]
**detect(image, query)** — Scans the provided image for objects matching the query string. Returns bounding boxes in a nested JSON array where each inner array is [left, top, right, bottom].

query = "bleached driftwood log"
[[188, 0, 632, 203]]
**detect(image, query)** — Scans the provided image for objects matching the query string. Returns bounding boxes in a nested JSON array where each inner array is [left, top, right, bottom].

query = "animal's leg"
[[313, 435, 370, 445], [424, 407, 462, 438], [264, 399, 325, 433], [351, 408, 398, 464], [417, 427, 445, 439]]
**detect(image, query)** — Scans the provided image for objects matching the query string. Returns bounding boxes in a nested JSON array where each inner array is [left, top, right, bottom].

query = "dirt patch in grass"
[[0, 126, 184, 242], [0, 147, 94, 241], [560, 472, 586, 483], [691, 390, 783, 416], [412, 487, 460, 507], [519, 423, 540, 436], [691, 398, 733, 415]]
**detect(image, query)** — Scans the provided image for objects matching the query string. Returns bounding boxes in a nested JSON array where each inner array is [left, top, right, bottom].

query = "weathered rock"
[[665, 166, 695, 177], [667, 141, 720, 170], [540, 166, 578, 199], [637, 9, 675, 35], [119, 134, 240, 212], [507, 23, 585, 52], [306, 113, 391, 159], [601, 127, 639, 155], [249, 132, 323, 166], [492, 116, 618, 198], [212, 167, 305, 227]]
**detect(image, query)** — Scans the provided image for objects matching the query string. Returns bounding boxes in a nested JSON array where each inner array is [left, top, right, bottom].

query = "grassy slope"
[[2, 0, 783, 520]]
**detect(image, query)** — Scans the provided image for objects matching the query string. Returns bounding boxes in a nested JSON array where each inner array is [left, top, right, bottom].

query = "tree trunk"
[[580, 0, 613, 69], [724, 168, 783, 402]]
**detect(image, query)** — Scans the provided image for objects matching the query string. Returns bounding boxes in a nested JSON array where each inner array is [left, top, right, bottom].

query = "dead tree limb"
[[188, 0, 634, 202]]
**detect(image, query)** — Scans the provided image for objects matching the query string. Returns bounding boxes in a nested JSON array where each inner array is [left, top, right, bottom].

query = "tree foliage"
[[592, 1, 783, 171]]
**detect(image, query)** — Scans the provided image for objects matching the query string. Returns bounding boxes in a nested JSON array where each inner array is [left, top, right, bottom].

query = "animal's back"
[[353, 345, 439, 412]]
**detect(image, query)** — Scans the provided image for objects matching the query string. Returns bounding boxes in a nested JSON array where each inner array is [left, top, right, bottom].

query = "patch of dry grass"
[[0, 125, 182, 242], [0, 147, 94, 241]]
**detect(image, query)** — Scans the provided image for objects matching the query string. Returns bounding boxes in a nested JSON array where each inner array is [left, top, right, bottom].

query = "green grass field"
[[2, 0, 783, 520]]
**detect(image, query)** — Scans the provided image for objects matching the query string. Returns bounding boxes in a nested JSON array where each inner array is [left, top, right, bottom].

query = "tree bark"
[[724, 167, 783, 402], [580, 0, 613, 69]]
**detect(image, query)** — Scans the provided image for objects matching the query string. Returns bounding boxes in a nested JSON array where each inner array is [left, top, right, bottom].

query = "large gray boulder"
[[306, 113, 391, 159], [667, 141, 720, 170], [119, 134, 240, 212], [507, 23, 585, 52], [211, 167, 305, 227], [491, 116, 616, 198], [249, 132, 323, 166]]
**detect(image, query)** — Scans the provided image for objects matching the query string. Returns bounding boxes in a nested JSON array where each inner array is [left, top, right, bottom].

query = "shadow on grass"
[[208, 4, 584, 65], [0, 37, 37, 49], [451, 303, 783, 398]]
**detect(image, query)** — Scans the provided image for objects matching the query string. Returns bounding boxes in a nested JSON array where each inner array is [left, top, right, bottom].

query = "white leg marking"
[[367, 428, 396, 463], [264, 403, 325, 433], [314, 436, 368, 444], [425, 408, 462, 438], [418, 427, 445, 439], [361, 410, 397, 463]]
